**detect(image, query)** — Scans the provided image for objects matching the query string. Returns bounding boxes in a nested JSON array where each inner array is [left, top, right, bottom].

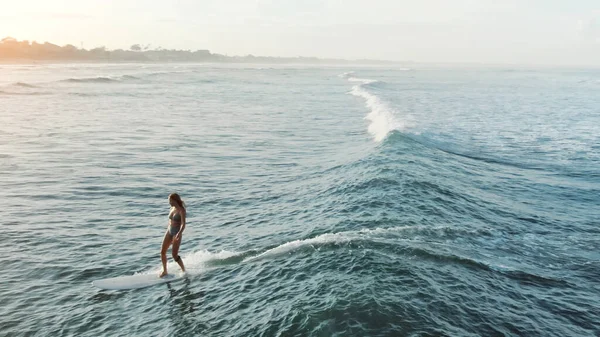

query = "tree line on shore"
[[0, 37, 395, 64]]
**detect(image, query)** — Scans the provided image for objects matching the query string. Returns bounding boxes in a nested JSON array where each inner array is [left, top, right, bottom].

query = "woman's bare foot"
[[159, 269, 168, 278]]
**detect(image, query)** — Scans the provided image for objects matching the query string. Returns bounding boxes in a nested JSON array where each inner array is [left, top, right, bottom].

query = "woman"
[[159, 193, 186, 277]]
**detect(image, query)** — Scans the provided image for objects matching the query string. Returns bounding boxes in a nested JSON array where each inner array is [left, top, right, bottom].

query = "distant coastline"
[[0, 37, 404, 65]]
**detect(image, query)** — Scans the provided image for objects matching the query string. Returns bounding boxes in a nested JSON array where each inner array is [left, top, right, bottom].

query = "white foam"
[[183, 249, 240, 268], [243, 226, 424, 262], [144, 249, 240, 276], [348, 76, 404, 142], [347, 77, 378, 84], [143, 225, 477, 272], [245, 232, 353, 262]]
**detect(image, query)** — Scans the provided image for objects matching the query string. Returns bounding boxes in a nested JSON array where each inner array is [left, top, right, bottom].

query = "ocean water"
[[1, 63, 599, 337]]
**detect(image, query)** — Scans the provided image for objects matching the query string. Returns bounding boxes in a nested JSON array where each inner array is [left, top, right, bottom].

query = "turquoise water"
[[1, 64, 599, 336]]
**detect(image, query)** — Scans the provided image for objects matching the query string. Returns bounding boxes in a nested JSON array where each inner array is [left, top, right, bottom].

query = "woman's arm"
[[175, 209, 186, 241]]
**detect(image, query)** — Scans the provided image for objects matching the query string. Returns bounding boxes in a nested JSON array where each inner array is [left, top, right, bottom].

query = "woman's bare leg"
[[172, 234, 185, 272], [159, 231, 172, 277]]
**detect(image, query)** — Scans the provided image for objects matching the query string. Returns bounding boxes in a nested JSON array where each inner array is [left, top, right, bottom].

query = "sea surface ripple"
[[1, 64, 599, 337]]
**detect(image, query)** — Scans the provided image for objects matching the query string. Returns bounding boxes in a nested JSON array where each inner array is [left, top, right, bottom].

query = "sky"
[[1, 0, 599, 66]]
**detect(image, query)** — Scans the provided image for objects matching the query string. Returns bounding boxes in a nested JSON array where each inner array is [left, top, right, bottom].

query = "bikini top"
[[169, 211, 181, 222]]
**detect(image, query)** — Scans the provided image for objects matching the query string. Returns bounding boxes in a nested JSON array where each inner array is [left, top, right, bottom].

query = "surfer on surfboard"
[[159, 193, 186, 277]]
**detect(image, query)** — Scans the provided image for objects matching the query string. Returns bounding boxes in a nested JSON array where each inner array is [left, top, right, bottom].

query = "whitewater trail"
[[343, 72, 409, 142]]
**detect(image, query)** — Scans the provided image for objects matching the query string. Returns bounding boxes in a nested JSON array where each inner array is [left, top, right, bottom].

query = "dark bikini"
[[168, 212, 181, 236]]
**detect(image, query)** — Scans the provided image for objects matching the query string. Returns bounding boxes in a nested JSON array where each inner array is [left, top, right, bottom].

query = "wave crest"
[[0, 90, 49, 96], [62, 75, 140, 83], [346, 74, 405, 142], [13, 82, 38, 88]]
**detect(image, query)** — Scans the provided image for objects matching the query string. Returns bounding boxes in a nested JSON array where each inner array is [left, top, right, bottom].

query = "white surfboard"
[[92, 272, 185, 290]]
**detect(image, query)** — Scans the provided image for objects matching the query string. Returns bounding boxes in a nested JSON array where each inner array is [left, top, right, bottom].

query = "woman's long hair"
[[169, 193, 186, 210]]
